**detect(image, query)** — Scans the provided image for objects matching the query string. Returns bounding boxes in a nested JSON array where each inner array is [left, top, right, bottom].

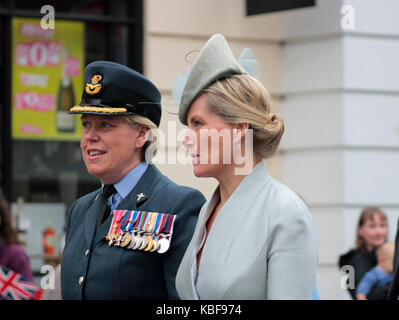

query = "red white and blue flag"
[[0, 265, 42, 300]]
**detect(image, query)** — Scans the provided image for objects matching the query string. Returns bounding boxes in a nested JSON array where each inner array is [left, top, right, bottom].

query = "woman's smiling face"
[[80, 114, 143, 184], [358, 213, 388, 251]]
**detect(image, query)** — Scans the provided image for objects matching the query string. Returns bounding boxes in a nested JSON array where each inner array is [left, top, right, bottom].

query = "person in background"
[[0, 195, 34, 291], [339, 206, 388, 299], [356, 242, 394, 300]]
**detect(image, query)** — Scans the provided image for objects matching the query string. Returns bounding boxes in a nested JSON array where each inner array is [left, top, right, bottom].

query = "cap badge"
[[85, 74, 103, 95]]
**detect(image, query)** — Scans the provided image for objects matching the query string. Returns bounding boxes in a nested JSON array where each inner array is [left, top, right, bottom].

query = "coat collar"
[[199, 161, 271, 298], [178, 161, 271, 299]]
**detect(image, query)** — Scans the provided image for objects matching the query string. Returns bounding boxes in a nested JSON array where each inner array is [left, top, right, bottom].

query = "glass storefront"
[[0, 0, 143, 276]]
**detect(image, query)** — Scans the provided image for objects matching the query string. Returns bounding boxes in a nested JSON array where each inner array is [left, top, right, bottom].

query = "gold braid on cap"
[[70, 106, 127, 113]]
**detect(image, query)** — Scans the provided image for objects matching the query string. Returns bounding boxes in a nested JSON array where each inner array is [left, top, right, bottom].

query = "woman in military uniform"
[[61, 61, 205, 300]]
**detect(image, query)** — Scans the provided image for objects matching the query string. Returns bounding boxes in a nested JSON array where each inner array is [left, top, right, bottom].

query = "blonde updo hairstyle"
[[202, 74, 284, 159], [125, 114, 158, 162]]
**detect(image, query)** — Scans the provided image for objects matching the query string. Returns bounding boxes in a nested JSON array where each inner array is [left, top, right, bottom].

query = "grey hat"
[[178, 34, 247, 125]]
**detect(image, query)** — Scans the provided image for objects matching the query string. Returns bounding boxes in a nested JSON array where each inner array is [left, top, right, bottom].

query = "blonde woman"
[[174, 34, 318, 300]]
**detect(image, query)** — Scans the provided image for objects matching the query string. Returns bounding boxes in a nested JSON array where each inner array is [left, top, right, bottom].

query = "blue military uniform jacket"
[[61, 164, 205, 300]]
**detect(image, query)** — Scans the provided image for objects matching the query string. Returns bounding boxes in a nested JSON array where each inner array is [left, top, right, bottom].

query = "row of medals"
[[105, 222, 170, 254]]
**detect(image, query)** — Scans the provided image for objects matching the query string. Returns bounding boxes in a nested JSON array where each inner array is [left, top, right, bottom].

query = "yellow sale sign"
[[11, 18, 84, 140]]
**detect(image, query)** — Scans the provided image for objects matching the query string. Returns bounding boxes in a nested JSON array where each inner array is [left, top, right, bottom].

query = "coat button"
[[78, 276, 84, 286], [85, 249, 90, 257]]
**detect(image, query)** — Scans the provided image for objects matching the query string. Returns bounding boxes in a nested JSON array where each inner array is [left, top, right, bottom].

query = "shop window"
[[0, 0, 142, 273]]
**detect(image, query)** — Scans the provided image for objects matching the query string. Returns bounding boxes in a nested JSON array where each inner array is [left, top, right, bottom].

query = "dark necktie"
[[96, 184, 116, 230]]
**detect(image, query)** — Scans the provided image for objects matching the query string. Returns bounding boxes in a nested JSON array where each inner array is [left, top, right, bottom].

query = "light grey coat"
[[175, 161, 318, 300]]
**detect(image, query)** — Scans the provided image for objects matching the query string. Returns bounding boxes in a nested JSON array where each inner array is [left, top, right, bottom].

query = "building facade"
[[1, 0, 398, 299]]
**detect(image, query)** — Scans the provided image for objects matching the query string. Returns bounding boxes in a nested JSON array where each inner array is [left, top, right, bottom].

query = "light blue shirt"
[[101, 162, 149, 214], [356, 265, 393, 295]]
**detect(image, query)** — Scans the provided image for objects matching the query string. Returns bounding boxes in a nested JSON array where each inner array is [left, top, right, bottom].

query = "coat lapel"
[[177, 190, 220, 299], [195, 161, 271, 298]]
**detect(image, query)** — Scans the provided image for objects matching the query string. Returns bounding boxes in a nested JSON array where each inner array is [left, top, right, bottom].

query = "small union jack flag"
[[0, 265, 42, 300]]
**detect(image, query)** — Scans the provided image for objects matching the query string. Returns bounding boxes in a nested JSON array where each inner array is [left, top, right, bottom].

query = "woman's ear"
[[232, 122, 249, 144], [135, 126, 150, 148]]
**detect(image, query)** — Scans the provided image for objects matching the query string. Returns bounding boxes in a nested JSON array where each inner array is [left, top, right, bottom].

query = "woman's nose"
[[183, 135, 191, 148], [85, 127, 100, 141], [183, 129, 193, 148], [183, 130, 195, 148]]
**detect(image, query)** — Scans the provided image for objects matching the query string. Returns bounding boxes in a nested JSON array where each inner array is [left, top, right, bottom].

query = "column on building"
[[280, 0, 399, 299]]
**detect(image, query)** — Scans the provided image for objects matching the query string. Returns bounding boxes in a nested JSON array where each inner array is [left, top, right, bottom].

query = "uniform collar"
[[102, 161, 149, 200]]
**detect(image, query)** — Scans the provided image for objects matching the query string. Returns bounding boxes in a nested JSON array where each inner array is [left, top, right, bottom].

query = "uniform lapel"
[[91, 164, 162, 247], [117, 163, 161, 210], [84, 190, 103, 247]]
